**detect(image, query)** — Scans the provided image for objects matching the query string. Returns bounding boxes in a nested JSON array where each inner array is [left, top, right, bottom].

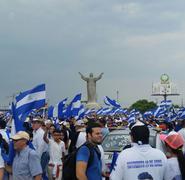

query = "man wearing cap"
[[110, 121, 167, 180], [31, 118, 49, 175], [75, 120, 87, 148], [11, 131, 42, 180]]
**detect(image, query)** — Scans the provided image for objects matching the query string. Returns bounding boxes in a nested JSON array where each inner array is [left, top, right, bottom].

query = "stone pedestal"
[[86, 102, 101, 109]]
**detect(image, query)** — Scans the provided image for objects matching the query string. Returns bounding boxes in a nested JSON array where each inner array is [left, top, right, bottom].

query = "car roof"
[[108, 128, 130, 135], [108, 127, 157, 136]]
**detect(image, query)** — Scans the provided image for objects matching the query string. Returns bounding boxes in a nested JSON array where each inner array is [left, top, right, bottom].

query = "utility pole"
[[181, 98, 184, 108], [116, 90, 119, 102]]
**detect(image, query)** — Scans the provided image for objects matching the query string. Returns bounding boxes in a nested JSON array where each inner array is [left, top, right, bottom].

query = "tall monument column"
[[79, 72, 103, 109]]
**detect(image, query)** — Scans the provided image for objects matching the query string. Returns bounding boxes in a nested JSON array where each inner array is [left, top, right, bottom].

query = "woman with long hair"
[[162, 132, 185, 180]]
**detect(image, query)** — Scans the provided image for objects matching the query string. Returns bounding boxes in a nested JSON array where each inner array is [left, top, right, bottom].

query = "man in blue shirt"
[[76, 122, 103, 180], [11, 131, 42, 180]]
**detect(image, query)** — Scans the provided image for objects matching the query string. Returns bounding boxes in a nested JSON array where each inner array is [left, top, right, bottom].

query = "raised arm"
[[94, 72, 104, 81], [79, 72, 88, 81], [43, 129, 49, 144]]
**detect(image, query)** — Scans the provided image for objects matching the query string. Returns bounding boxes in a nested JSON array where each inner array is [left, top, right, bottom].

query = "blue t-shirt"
[[76, 145, 102, 180]]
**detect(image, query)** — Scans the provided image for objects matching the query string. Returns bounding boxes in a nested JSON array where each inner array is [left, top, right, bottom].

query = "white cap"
[[32, 118, 43, 122], [75, 120, 85, 126], [11, 131, 30, 141], [130, 120, 145, 129], [44, 119, 52, 125]]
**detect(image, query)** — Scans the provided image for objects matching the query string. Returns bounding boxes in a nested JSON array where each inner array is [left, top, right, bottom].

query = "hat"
[[130, 120, 145, 130], [44, 119, 52, 125], [130, 121, 149, 145], [163, 131, 184, 150], [159, 133, 167, 141], [60, 121, 69, 126], [32, 118, 43, 123], [11, 131, 30, 141], [82, 118, 88, 123], [75, 120, 85, 126]]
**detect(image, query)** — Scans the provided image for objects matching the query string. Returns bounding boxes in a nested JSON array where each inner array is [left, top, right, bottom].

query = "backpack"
[[62, 142, 94, 180]]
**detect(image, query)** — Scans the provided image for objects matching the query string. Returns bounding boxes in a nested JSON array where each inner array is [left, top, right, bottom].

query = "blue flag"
[[65, 93, 81, 118], [104, 96, 121, 108], [16, 84, 46, 121]]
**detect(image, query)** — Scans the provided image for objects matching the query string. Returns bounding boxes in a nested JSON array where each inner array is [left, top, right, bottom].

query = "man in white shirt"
[[110, 121, 167, 180], [31, 118, 49, 176], [75, 120, 87, 148]]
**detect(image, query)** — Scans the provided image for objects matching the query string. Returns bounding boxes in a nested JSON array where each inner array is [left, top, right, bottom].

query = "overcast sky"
[[0, 0, 185, 108]]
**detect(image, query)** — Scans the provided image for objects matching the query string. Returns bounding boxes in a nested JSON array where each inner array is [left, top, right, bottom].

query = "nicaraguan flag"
[[65, 93, 81, 118], [143, 111, 153, 120], [104, 97, 111, 106], [128, 115, 136, 124], [48, 106, 54, 118], [15, 84, 46, 120], [101, 107, 112, 115], [96, 108, 103, 115], [104, 96, 121, 108], [75, 105, 85, 120], [84, 109, 92, 115], [58, 98, 67, 119], [178, 108, 185, 119], [51, 98, 68, 119], [127, 109, 139, 124], [159, 100, 172, 107], [165, 111, 177, 122]]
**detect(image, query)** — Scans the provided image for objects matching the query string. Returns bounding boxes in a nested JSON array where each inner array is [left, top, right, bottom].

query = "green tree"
[[129, 99, 157, 114], [173, 104, 180, 108]]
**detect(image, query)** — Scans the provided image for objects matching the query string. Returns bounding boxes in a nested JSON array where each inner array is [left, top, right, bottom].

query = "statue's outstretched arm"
[[79, 72, 88, 81], [95, 72, 104, 81]]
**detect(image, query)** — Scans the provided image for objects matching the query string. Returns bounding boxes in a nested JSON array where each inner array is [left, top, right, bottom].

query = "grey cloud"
[[0, 0, 185, 107]]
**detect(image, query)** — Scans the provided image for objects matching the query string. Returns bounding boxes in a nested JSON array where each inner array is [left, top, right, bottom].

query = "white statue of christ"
[[79, 72, 103, 103]]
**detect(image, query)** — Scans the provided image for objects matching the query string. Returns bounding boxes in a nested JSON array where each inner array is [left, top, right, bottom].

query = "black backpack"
[[62, 142, 95, 180]]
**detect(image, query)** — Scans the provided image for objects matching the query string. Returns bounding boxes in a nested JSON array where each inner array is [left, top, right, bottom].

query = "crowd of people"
[[0, 112, 184, 180]]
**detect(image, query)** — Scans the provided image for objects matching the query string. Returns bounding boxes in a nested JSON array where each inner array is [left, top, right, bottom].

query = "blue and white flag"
[[109, 108, 120, 116], [48, 106, 54, 119], [127, 109, 141, 124], [104, 96, 121, 108], [143, 111, 154, 120], [178, 108, 185, 119], [165, 111, 177, 122], [51, 98, 68, 119], [127, 114, 136, 124], [101, 107, 112, 115], [104, 97, 111, 106], [58, 98, 67, 119], [154, 100, 172, 118], [159, 100, 172, 107], [154, 106, 167, 118], [65, 93, 82, 118], [75, 105, 85, 120], [96, 108, 103, 115], [15, 84, 46, 121]]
